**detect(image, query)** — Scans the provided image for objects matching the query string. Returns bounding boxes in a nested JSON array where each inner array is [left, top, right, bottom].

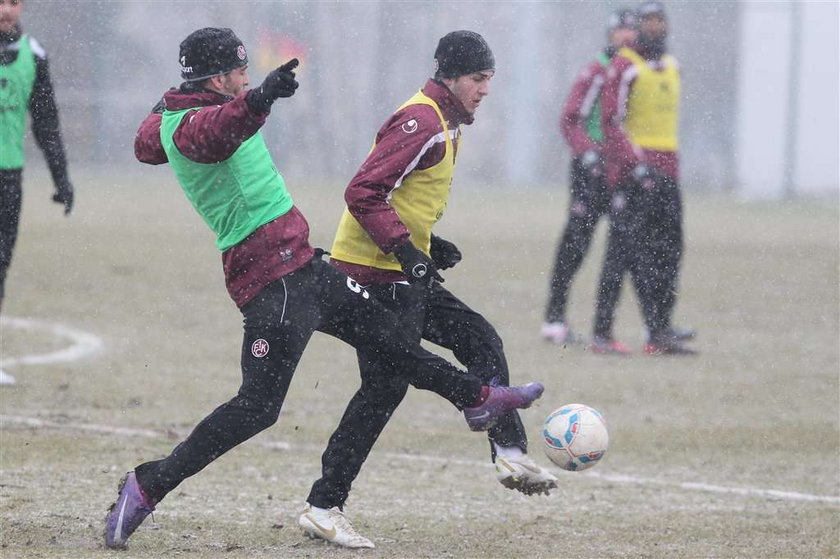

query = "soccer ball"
[[542, 404, 609, 471]]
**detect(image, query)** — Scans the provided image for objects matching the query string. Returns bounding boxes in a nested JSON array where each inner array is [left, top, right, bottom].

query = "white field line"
[[0, 316, 104, 367], [1, 414, 838, 505]]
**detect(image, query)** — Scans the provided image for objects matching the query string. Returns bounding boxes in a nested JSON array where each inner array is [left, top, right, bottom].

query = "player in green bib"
[[0, 0, 74, 386]]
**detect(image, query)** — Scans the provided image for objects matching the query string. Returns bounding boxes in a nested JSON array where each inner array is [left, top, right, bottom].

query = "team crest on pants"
[[251, 338, 270, 358]]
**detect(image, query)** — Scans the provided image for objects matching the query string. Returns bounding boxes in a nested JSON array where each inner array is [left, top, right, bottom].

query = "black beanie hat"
[[434, 30, 495, 80], [607, 7, 638, 32], [638, 1, 666, 19], [179, 27, 248, 82]]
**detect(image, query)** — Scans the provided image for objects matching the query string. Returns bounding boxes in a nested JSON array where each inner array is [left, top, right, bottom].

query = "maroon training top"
[[134, 87, 314, 307]]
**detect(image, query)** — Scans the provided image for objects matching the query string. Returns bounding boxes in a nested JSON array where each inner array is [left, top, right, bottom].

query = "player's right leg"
[[0, 169, 24, 315], [105, 275, 316, 549]]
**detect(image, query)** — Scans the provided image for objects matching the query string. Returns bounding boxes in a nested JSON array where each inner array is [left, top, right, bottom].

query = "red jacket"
[[134, 87, 314, 307], [560, 58, 608, 157], [333, 79, 473, 286], [601, 44, 680, 187]]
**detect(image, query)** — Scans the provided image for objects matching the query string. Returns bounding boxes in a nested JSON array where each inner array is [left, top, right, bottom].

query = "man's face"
[[211, 66, 249, 97], [444, 70, 494, 116], [0, 0, 23, 35], [610, 26, 637, 49], [639, 13, 667, 43]]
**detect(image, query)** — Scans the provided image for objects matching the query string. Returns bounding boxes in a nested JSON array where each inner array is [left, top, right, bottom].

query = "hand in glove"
[[579, 148, 604, 179], [246, 58, 300, 113], [630, 163, 663, 190], [429, 235, 462, 270], [52, 180, 74, 215], [394, 241, 444, 285]]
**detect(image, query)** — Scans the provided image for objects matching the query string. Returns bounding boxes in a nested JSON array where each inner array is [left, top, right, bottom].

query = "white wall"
[[737, 1, 840, 198]]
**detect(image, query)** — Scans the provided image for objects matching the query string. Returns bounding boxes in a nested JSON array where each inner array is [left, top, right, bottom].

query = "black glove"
[[393, 241, 443, 285], [429, 235, 462, 270], [579, 148, 604, 179], [631, 163, 663, 190], [246, 58, 299, 113], [52, 180, 73, 215]]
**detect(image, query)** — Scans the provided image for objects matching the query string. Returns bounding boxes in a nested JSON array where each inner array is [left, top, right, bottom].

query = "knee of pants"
[[232, 392, 283, 433]]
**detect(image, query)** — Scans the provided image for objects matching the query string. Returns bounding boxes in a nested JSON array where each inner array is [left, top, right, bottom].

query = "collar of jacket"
[[161, 86, 233, 111], [0, 24, 22, 46], [422, 78, 474, 127]]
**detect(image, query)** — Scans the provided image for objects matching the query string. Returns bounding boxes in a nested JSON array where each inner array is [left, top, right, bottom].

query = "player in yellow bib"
[[300, 31, 558, 548], [596, 1, 697, 355]]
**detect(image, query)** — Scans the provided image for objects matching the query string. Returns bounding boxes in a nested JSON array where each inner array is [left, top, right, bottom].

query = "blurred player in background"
[[103, 27, 543, 551], [300, 30, 558, 549], [596, 1, 696, 355], [541, 7, 638, 355], [0, 0, 73, 385]]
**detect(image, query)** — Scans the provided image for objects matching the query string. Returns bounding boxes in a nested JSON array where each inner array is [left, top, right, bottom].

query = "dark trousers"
[[545, 158, 612, 323], [307, 280, 526, 509], [0, 169, 23, 306], [134, 257, 481, 504], [594, 177, 683, 338]]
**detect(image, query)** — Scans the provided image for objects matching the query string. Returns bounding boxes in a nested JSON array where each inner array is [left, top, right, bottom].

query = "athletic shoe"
[[104, 472, 155, 550], [464, 382, 544, 431], [643, 332, 697, 356], [0, 370, 16, 385], [589, 336, 632, 356], [298, 503, 374, 549], [643, 326, 696, 342], [495, 454, 558, 496], [540, 322, 583, 345]]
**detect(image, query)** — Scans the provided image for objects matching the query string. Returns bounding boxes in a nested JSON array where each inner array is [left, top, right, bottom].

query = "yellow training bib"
[[620, 46, 680, 152], [331, 91, 457, 271]]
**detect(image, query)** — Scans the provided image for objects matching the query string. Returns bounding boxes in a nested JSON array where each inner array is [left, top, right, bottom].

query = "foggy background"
[[17, 0, 840, 198]]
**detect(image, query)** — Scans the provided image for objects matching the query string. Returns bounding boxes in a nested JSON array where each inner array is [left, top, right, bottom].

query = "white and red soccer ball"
[[542, 404, 609, 471]]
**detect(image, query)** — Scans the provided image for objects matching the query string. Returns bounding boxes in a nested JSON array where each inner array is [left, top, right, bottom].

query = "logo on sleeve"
[[401, 119, 418, 134], [251, 339, 270, 358]]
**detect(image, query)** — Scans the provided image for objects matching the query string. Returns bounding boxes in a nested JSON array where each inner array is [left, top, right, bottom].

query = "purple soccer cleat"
[[464, 382, 544, 431], [104, 471, 155, 550]]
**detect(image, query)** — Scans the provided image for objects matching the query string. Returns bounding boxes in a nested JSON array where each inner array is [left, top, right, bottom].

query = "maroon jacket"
[[134, 87, 314, 307], [601, 44, 680, 187], [560, 58, 608, 157], [333, 79, 473, 286]]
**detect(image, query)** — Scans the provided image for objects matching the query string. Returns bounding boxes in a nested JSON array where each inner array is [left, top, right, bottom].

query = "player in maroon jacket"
[[542, 8, 637, 355]]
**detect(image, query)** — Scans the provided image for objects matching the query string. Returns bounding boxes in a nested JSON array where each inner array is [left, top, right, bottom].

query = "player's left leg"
[[105, 275, 318, 549], [423, 284, 557, 495]]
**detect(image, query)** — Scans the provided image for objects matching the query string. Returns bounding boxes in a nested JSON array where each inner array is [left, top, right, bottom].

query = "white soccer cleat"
[[0, 370, 16, 386], [495, 454, 558, 496], [540, 322, 583, 345], [298, 503, 375, 549]]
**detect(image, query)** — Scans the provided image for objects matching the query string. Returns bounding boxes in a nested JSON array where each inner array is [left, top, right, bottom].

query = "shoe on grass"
[[540, 322, 583, 345], [495, 452, 558, 496], [104, 471, 155, 550], [298, 503, 374, 549]]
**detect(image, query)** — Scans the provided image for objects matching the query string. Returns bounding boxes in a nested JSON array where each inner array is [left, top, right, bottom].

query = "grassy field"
[[1, 168, 838, 558]]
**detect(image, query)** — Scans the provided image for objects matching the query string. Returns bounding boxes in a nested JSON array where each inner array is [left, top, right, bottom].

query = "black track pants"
[[307, 280, 527, 510], [0, 169, 23, 305], [594, 178, 683, 338], [134, 258, 481, 503], [545, 158, 611, 323]]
